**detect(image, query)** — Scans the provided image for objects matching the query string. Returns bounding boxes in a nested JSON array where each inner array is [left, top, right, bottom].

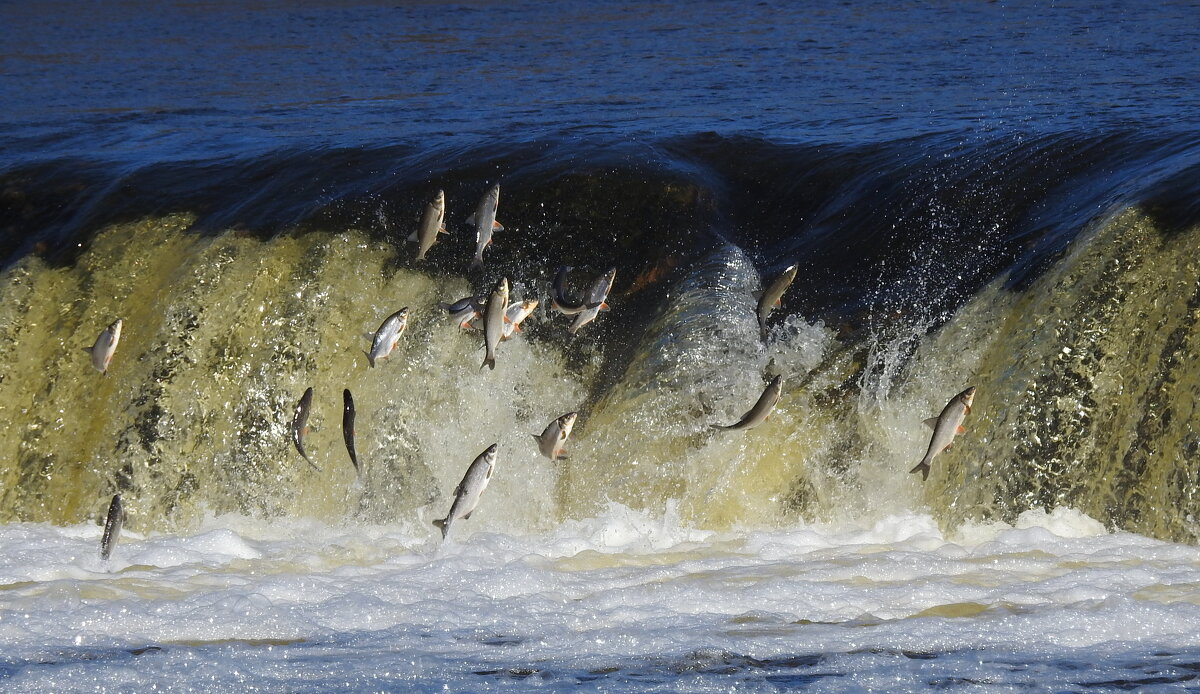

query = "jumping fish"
[[343, 389, 359, 476], [533, 412, 576, 461], [442, 295, 484, 328], [466, 183, 503, 268], [433, 443, 498, 541], [408, 189, 448, 261], [551, 265, 586, 315], [86, 318, 123, 374], [713, 374, 784, 431], [100, 494, 124, 561], [366, 307, 408, 367], [501, 299, 538, 339], [910, 386, 976, 482], [568, 268, 616, 334], [292, 387, 319, 471], [757, 263, 798, 340], [481, 277, 509, 370]]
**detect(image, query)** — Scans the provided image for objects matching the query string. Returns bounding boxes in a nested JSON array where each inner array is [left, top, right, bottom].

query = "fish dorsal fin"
[[492, 220, 504, 231], [923, 417, 938, 429], [432, 518, 445, 529], [532, 433, 545, 445], [464, 212, 476, 226], [462, 511, 473, 520], [406, 230, 418, 242]]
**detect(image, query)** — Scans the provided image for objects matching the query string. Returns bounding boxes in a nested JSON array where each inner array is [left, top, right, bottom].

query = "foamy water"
[[2, 505, 1199, 692]]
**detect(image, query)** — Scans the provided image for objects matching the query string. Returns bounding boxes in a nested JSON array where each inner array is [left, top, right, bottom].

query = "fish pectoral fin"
[[512, 324, 522, 332], [464, 212, 476, 226], [363, 332, 376, 341], [492, 220, 504, 231], [599, 302, 610, 311], [956, 425, 966, 434], [438, 225, 449, 234], [923, 417, 939, 429], [774, 298, 782, 306]]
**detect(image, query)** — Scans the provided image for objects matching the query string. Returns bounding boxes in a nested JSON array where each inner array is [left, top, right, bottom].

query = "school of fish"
[[83, 183, 974, 557]]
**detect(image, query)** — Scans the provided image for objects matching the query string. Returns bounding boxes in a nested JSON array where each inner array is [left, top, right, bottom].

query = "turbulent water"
[[3, 0, 1200, 691]]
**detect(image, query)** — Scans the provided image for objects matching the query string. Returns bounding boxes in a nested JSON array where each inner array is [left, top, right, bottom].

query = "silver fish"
[[433, 443, 498, 541], [292, 387, 319, 471], [100, 494, 124, 561], [466, 184, 503, 268], [86, 318, 123, 375], [366, 307, 408, 368], [568, 268, 616, 334], [910, 386, 976, 481], [343, 389, 359, 477], [757, 264, 798, 340], [713, 374, 784, 431], [408, 189, 448, 261], [551, 265, 586, 315], [533, 412, 576, 461], [481, 277, 509, 370], [501, 299, 538, 339], [442, 295, 484, 328]]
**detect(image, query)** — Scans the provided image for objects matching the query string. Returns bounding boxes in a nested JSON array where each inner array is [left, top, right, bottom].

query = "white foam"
[[1, 507, 1199, 692]]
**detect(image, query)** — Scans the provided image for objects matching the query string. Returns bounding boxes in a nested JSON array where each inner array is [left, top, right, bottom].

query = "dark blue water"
[[4, 0, 1199, 164]]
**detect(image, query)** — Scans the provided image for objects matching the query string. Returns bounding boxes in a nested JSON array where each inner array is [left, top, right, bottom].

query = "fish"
[[757, 263, 798, 340], [481, 277, 509, 370], [568, 268, 616, 334], [85, 318, 123, 374], [292, 387, 319, 471], [408, 189, 448, 261], [501, 299, 538, 339], [442, 295, 484, 328], [910, 386, 976, 482], [713, 374, 784, 431], [533, 412, 576, 461], [466, 183, 503, 269], [343, 389, 359, 476], [100, 494, 124, 561], [365, 307, 408, 367], [551, 265, 586, 315], [433, 443, 498, 541]]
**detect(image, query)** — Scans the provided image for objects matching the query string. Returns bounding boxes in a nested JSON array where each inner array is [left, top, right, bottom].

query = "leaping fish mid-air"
[[433, 443, 499, 542], [533, 412, 576, 461], [551, 265, 586, 315], [86, 318, 123, 374], [466, 183, 503, 269], [343, 388, 360, 477], [99, 494, 124, 561], [365, 307, 408, 367], [291, 387, 319, 471], [408, 189, 448, 261], [442, 295, 485, 328], [568, 268, 616, 334], [756, 263, 798, 340], [910, 386, 976, 482], [481, 277, 509, 370], [712, 374, 784, 431]]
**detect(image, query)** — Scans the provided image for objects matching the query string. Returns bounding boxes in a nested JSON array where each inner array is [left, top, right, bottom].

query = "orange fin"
[[492, 220, 504, 231], [956, 425, 966, 434], [438, 225, 448, 235]]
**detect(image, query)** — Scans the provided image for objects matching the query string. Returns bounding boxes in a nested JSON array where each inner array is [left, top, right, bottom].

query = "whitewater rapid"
[[2, 506, 1198, 692]]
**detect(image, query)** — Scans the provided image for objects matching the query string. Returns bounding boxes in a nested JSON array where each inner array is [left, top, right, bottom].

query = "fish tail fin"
[[909, 461, 931, 481], [482, 355, 495, 370], [432, 518, 449, 540]]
